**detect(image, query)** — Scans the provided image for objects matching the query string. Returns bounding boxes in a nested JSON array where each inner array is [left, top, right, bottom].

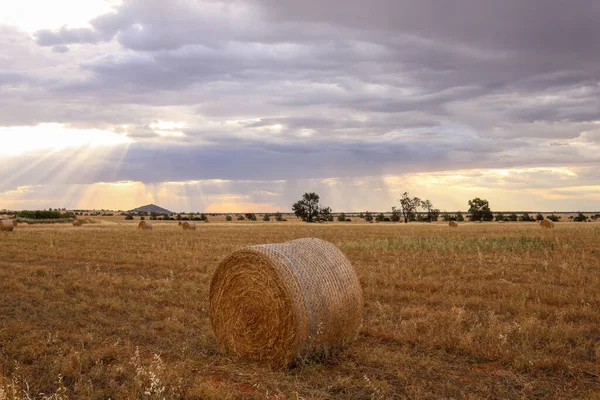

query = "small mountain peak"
[[129, 204, 173, 214]]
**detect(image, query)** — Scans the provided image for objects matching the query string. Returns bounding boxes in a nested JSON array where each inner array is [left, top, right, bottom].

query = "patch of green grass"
[[342, 236, 555, 253]]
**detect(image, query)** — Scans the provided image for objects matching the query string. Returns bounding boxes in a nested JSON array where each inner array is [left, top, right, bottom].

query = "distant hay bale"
[[0, 220, 14, 232], [182, 221, 196, 231], [540, 219, 554, 229], [449, 221, 458, 228], [209, 237, 364, 367], [72, 220, 83, 227], [178, 221, 183, 226], [138, 220, 153, 230]]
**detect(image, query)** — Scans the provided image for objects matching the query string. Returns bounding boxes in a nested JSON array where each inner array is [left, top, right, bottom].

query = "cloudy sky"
[[1, 0, 599, 212]]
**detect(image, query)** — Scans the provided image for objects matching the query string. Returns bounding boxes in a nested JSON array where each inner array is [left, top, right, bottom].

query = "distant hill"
[[129, 204, 173, 215]]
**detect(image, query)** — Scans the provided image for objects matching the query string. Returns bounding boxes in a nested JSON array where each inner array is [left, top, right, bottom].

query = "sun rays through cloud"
[[0, 123, 132, 156]]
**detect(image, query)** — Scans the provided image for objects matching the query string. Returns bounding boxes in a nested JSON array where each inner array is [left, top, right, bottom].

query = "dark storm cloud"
[[4, 129, 598, 194], [256, 0, 600, 54], [27, 0, 598, 125]]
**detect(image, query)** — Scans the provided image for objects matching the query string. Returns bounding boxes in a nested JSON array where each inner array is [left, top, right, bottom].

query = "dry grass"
[[0, 221, 599, 399]]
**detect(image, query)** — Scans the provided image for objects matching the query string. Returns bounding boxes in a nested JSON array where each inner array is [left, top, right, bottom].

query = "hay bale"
[[0, 220, 14, 232], [182, 221, 196, 231], [540, 219, 554, 229], [72, 220, 83, 227], [449, 221, 458, 228], [138, 220, 153, 230], [178, 221, 183, 226], [210, 237, 364, 367], [12, 220, 18, 228]]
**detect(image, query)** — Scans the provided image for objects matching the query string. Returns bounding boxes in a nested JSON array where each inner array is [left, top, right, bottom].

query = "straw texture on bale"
[[449, 221, 458, 228], [72, 220, 83, 227], [12, 220, 18, 228], [0, 220, 14, 232], [182, 221, 196, 231], [209, 237, 364, 367], [540, 219, 555, 229], [138, 220, 153, 230]]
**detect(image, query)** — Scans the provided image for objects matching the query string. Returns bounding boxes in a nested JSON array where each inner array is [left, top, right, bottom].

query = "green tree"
[[337, 212, 347, 222], [420, 199, 440, 222], [376, 213, 386, 222], [263, 213, 271, 221], [547, 214, 560, 222], [292, 192, 321, 222], [390, 207, 401, 222], [520, 213, 534, 222], [398, 192, 421, 223], [274, 211, 284, 222], [319, 207, 332, 222], [495, 213, 505, 222], [467, 198, 493, 221], [456, 211, 465, 222], [536, 213, 544, 221], [226, 215, 232, 221], [364, 211, 374, 222], [573, 212, 588, 222]]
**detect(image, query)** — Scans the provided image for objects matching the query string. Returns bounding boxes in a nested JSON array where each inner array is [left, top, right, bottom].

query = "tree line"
[[17, 210, 76, 220], [291, 192, 593, 223]]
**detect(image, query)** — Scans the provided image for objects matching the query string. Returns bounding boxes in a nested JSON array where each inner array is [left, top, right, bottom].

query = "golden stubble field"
[[0, 220, 599, 399]]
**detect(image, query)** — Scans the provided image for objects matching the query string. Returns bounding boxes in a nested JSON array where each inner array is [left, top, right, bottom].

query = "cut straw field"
[[0, 221, 599, 399]]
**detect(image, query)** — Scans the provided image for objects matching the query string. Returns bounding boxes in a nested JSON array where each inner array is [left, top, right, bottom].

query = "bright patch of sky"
[[0, 0, 120, 32], [0, 123, 132, 155]]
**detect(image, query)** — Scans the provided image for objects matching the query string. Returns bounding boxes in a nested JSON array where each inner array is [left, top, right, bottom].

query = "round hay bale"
[[12, 220, 18, 228], [540, 219, 554, 229], [72, 220, 83, 227], [0, 220, 14, 232], [449, 221, 458, 228], [209, 237, 364, 367], [178, 221, 183, 226], [138, 220, 153, 230], [182, 221, 196, 231]]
